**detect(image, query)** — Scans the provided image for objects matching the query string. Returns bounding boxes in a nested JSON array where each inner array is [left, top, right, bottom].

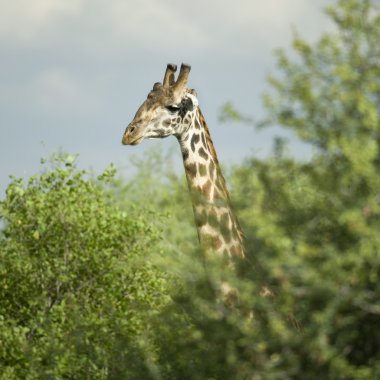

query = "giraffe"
[[122, 63, 245, 261]]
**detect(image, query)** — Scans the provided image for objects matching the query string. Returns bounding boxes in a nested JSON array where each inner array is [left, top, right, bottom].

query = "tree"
[[221, 0, 380, 378], [0, 153, 172, 379]]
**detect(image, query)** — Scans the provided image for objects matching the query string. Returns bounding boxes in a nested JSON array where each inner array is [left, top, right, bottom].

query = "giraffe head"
[[122, 63, 198, 145]]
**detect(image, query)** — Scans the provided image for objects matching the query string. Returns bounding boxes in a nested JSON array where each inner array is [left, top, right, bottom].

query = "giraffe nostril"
[[129, 125, 135, 133]]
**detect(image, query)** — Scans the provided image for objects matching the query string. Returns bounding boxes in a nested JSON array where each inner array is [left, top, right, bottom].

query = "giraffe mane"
[[197, 108, 230, 199], [197, 107, 246, 246]]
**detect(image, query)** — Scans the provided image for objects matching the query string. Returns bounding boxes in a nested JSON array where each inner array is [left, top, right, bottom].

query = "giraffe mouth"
[[129, 136, 144, 145], [122, 134, 144, 146]]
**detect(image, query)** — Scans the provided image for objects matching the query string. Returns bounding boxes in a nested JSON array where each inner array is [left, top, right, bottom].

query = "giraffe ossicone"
[[122, 63, 245, 259]]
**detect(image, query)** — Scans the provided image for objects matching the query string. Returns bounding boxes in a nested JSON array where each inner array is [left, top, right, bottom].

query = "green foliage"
[[264, 0, 380, 154], [0, 153, 172, 379], [217, 0, 380, 378], [219, 101, 254, 125], [111, 146, 197, 254], [230, 154, 380, 379]]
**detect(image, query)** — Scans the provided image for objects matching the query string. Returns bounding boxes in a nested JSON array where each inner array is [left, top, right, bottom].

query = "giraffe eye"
[[166, 105, 179, 113]]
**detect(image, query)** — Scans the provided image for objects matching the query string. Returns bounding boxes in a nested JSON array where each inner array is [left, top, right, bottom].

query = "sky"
[[0, 0, 333, 195]]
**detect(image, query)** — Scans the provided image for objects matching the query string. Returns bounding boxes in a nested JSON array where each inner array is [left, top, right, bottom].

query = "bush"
[[0, 153, 171, 379]]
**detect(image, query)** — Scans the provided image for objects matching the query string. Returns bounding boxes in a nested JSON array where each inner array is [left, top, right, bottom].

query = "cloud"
[[0, 0, 330, 58], [0, 66, 101, 120], [0, 0, 84, 44], [32, 68, 101, 115], [104, 0, 210, 52], [0, 0, 209, 56]]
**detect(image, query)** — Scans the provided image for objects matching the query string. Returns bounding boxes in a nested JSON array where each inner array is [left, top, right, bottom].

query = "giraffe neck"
[[177, 108, 245, 259]]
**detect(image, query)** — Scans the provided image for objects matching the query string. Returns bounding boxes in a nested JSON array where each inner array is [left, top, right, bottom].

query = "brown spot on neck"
[[185, 162, 197, 178], [202, 180, 212, 198], [198, 163, 207, 176]]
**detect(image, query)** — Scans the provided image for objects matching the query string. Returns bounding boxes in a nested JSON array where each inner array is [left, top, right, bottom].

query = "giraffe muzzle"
[[122, 124, 144, 145]]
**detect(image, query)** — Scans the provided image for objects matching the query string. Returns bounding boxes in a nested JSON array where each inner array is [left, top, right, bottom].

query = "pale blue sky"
[[0, 0, 332, 195]]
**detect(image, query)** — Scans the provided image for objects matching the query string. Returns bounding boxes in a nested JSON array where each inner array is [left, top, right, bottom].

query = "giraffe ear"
[[188, 88, 197, 97]]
